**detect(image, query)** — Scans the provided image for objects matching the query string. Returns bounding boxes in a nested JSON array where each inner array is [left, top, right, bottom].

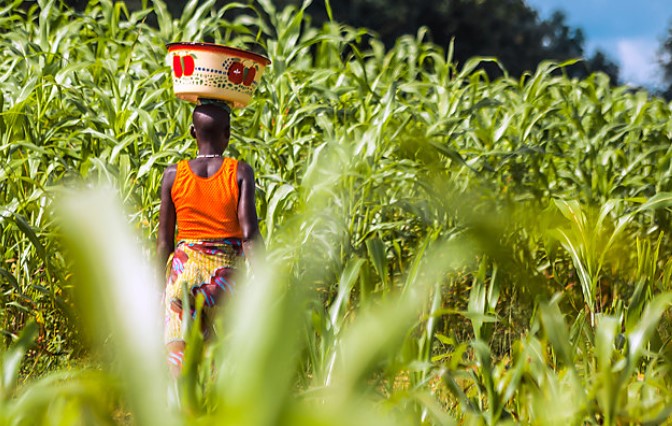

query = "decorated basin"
[[166, 42, 271, 108]]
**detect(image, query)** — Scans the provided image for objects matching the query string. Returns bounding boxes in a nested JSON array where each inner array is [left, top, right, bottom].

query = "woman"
[[157, 100, 262, 375]]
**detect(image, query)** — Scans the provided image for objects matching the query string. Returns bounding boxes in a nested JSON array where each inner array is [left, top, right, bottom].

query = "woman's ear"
[[190, 125, 196, 139]]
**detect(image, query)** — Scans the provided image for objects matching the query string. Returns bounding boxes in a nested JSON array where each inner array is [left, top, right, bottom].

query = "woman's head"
[[190, 103, 231, 152]]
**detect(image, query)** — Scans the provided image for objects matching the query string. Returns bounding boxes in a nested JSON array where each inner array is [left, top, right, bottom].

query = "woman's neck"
[[196, 145, 224, 157]]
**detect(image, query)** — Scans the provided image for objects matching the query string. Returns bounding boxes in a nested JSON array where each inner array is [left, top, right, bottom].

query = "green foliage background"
[[2, 0, 672, 424]]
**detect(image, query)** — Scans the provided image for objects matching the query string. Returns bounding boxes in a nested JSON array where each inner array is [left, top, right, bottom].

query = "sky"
[[525, 0, 672, 89]]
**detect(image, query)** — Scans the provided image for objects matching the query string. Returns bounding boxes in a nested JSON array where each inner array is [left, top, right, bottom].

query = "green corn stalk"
[[2, 0, 672, 423]]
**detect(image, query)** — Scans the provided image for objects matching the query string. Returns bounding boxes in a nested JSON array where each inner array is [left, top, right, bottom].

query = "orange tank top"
[[171, 157, 243, 241]]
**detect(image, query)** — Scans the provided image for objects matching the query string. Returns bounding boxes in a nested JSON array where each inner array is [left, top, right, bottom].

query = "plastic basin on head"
[[166, 42, 271, 108]]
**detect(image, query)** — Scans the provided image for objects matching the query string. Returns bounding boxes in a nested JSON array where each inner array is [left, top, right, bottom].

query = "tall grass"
[[2, 0, 672, 424]]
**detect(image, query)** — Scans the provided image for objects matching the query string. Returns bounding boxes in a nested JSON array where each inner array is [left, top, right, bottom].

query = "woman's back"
[[171, 157, 242, 241]]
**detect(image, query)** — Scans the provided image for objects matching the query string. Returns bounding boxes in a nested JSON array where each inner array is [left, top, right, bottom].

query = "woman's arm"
[[157, 165, 177, 279], [237, 161, 264, 264]]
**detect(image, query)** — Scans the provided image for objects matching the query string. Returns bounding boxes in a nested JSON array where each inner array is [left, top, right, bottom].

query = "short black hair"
[[192, 104, 230, 141]]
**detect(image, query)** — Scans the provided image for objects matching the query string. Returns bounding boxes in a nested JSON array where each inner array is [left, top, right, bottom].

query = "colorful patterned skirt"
[[164, 239, 244, 344]]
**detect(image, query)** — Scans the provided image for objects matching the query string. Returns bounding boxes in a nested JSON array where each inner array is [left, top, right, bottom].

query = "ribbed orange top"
[[171, 157, 243, 241]]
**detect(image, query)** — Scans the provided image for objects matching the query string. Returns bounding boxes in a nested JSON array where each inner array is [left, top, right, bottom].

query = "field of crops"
[[3, 0, 672, 424]]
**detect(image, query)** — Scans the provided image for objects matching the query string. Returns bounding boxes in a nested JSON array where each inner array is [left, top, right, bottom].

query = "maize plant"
[[1, 0, 672, 424]]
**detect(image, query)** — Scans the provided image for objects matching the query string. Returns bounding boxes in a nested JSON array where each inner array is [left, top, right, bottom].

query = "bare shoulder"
[[164, 163, 178, 174], [236, 160, 255, 182], [162, 163, 178, 189]]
